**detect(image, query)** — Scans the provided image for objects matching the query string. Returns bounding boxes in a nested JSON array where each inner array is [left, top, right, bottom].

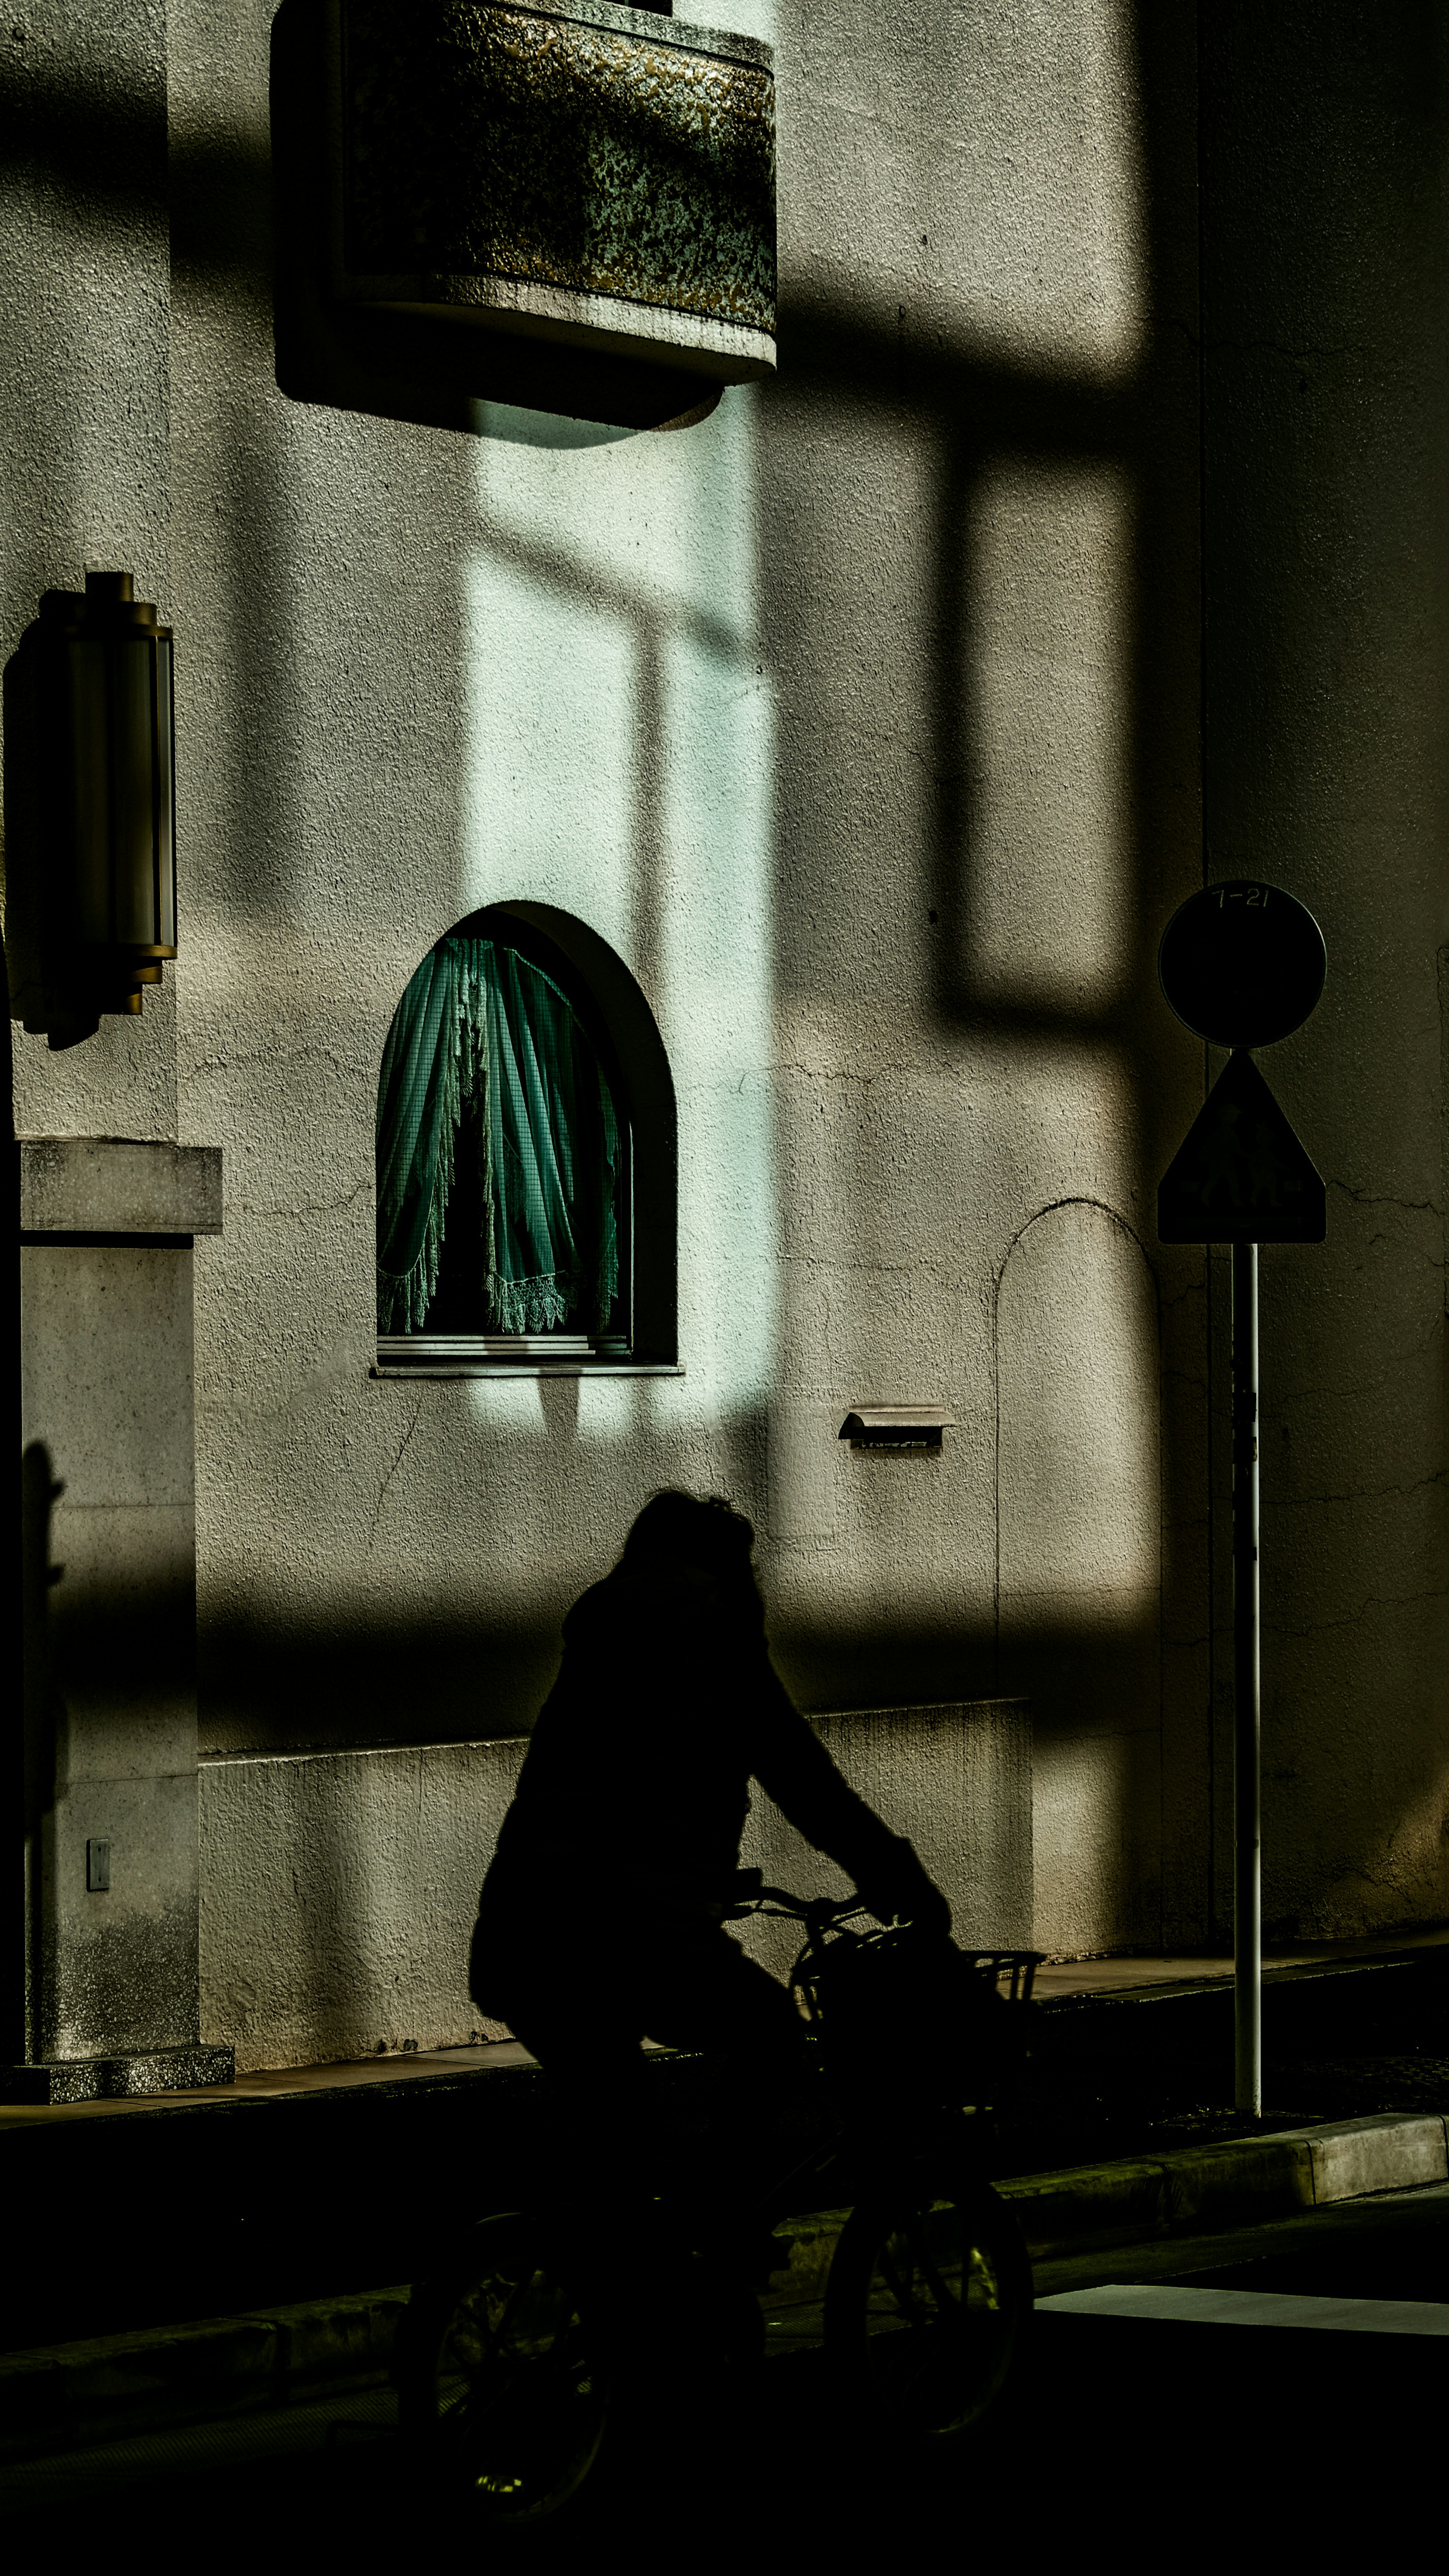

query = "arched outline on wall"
[[991, 1196, 1164, 1697], [378, 901, 678, 1365]]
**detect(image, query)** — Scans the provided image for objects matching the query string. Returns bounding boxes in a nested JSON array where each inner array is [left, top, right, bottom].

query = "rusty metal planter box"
[[325, 0, 776, 383]]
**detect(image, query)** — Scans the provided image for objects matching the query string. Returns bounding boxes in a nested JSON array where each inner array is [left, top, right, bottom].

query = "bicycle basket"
[[792, 1925, 1040, 2096]]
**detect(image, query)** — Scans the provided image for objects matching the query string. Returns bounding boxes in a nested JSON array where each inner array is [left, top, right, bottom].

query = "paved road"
[[1020, 2180, 1449, 2550], [6, 2182, 1446, 2547]]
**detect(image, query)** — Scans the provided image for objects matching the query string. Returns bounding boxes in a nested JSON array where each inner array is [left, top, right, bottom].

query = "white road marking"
[[1037, 2283, 1449, 2334]]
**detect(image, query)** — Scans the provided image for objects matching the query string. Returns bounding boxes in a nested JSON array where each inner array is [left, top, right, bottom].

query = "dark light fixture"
[[38, 570, 177, 1043]]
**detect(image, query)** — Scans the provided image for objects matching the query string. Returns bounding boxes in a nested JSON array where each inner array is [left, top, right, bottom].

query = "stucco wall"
[[1198, 5, 1449, 1938], [3, 0, 177, 1141], [21, 1236, 202, 2060], [8, 2, 1445, 1993], [200, 1698, 1030, 2070], [157, 0, 1198, 1963], [998, 1201, 1161, 1954]]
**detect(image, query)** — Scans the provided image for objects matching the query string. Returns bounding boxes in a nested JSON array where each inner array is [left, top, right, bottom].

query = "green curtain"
[[376, 936, 621, 1336], [375, 939, 485, 1334]]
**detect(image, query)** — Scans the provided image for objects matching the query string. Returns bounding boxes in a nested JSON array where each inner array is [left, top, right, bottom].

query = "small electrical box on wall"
[[839, 1407, 954, 1452]]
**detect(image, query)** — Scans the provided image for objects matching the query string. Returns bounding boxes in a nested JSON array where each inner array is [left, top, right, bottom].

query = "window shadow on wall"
[[6, 7, 1210, 1957], [753, 3, 1206, 1948]]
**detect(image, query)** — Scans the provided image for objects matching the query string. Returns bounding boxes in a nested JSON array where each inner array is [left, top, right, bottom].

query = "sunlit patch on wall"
[[463, 1369, 551, 1443], [660, 628, 775, 1414], [782, 0, 1144, 381], [461, 555, 635, 955], [961, 459, 1133, 1016], [1032, 1729, 1159, 1957]]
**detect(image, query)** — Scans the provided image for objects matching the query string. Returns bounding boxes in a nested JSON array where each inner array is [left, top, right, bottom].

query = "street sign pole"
[[1232, 1240, 1261, 2115], [1155, 880, 1328, 2120]]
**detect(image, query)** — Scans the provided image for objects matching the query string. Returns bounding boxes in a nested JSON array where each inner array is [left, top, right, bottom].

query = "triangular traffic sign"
[[1158, 1051, 1325, 1244]]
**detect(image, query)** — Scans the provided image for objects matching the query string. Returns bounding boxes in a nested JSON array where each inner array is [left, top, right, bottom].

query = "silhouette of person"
[[469, 1490, 952, 2220]]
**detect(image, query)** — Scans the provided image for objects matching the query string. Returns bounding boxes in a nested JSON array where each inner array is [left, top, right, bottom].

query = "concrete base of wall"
[[2, 2044, 235, 2107], [20, 1141, 224, 2074], [201, 1738, 527, 2072], [200, 1700, 1032, 2072], [735, 1701, 1033, 1988]]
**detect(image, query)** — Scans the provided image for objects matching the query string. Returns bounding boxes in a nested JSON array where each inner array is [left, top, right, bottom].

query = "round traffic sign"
[[1158, 880, 1326, 1049]]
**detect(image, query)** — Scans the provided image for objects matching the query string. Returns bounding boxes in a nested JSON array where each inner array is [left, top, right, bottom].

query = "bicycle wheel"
[[823, 2176, 1032, 2441], [398, 2215, 610, 2527]]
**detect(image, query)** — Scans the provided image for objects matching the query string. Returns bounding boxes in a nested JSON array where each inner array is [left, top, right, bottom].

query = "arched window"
[[375, 907, 674, 1367]]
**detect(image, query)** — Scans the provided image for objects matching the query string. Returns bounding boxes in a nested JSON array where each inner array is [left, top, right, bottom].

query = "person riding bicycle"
[[469, 1491, 952, 2153]]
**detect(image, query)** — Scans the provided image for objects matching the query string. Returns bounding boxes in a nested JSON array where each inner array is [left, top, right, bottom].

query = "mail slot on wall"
[[839, 1407, 954, 1452]]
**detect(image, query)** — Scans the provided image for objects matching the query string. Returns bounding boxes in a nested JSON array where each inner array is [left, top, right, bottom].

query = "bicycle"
[[395, 1873, 1041, 2532]]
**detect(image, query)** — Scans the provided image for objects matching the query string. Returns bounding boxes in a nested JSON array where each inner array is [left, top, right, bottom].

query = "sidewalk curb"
[[996, 2110, 1449, 2260], [3, 2112, 1445, 2467], [0, 2288, 409, 2467]]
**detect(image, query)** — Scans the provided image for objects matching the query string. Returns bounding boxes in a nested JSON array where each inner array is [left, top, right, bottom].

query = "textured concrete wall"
[[744, 0, 1204, 1952], [6, 1, 1203, 1974], [1, 0, 177, 1138], [156, 0, 1198, 1968], [736, 1699, 1032, 1987], [200, 1700, 1029, 2069], [12, 2, 1443, 1992], [21, 1234, 202, 2059], [997, 1203, 1160, 1954], [201, 1735, 525, 2068], [1199, 5, 1449, 1939]]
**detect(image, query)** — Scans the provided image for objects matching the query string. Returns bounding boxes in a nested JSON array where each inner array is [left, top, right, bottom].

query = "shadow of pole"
[[17, 1438, 63, 2069]]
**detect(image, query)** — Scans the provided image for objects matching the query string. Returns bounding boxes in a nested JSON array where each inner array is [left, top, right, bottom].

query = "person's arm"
[[749, 1665, 952, 1937]]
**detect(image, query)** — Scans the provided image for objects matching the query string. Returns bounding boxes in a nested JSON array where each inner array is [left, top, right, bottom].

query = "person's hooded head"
[[617, 1490, 761, 1624]]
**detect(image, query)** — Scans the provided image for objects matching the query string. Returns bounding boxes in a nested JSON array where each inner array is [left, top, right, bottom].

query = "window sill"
[[370, 1359, 685, 1381], [378, 1333, 631, 1359]]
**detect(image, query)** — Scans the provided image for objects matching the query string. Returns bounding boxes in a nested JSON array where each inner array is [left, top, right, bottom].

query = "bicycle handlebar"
[[723, 1869, 1042, 2011], [721, 1869, 871, 1929]]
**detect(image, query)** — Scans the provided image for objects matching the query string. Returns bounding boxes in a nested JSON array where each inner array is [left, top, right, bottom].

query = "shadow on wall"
[[0, 628, 104, 1051], [996, 1202, 1162, 1954], [8, 6, 1200, 1968], [755, 4, 1202, 1949], [14, 5, 1449, 1971], [199, 1700, 1029, 2072], [218, 8, 1189, 1977], [18, 1440, 62, 2065], [200, 1739, 527, 2071]]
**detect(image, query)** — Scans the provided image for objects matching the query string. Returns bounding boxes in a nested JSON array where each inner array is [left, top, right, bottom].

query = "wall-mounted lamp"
[[35, 570, 177, 1043]]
